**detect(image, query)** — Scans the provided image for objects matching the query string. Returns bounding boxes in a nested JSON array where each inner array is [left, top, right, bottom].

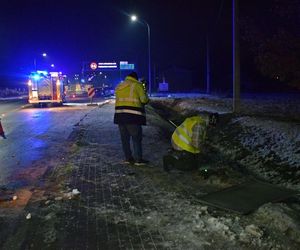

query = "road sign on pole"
[[88, 87, 95, 104], [90, 62, 97, 70]]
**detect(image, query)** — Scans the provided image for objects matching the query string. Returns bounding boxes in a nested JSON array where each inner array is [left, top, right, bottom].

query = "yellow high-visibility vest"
[[114, 76, 149, 125], [115, 76, 148, 111], [171, 116, 207, 154]]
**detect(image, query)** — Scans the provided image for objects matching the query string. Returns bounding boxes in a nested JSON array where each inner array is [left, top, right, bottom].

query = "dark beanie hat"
[[127, 71, 138, 80]]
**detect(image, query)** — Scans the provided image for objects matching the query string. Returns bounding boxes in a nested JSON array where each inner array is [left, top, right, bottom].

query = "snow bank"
[[255, 203, 300, 244]]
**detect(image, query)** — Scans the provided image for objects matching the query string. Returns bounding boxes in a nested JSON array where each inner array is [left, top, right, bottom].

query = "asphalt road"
[[0, 97, 28, 115], [0, 98, 105, 188]]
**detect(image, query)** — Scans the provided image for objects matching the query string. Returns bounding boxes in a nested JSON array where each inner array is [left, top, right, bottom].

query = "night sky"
[[0, 0, 291, 91]]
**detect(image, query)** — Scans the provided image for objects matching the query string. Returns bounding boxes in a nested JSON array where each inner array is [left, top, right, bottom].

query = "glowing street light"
[[131, 15, 137, 22], [130, 14, 152, 96], [42, 53, 47, 57]]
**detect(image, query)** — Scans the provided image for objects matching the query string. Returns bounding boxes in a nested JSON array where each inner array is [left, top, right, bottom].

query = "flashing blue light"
[[81, 79, 85, 83], [36, 70, 48, 75], [32, 74, 41, 81]]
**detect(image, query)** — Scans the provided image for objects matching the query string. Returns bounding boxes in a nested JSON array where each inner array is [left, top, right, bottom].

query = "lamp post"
[[34, 52, 47, 71], [131, 15, 152, 96]]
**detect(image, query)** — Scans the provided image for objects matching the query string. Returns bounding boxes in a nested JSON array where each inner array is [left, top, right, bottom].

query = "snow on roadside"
[[235, 116, 300, 189], [236, 117, 300, 168], [255, 203, 300, 244]]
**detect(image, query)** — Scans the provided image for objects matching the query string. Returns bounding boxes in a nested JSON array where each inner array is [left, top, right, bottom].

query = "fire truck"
[[27, 71, 65, 106]]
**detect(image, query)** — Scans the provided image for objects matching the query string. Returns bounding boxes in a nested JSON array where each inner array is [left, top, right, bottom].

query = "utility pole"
[[232, 0, 240, 113], [206, 36, 211, 94], [146, 21, 152, 97], [153, 63, 156, 92]]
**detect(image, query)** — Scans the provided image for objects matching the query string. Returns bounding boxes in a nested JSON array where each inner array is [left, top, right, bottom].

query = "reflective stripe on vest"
[[172, 124, 199, 153], [175, 129, 190, 145], [130, 82, 134, 97], [116, 97, 141, 103], [181, 126, 192, 137], [115, 109, 145, 116]]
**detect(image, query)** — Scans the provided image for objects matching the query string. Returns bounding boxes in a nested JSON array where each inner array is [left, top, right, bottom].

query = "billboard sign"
[[159, 82, 169, 92], [120, 61, 135, 70], [98, 62, 117, 69]]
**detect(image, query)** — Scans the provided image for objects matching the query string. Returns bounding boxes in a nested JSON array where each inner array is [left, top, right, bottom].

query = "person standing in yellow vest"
[[114, 72, 149, 166]]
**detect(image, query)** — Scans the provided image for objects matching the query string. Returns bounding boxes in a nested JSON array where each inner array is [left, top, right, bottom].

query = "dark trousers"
[[163, 149, 199, 171], [118, 124, 143, 161]]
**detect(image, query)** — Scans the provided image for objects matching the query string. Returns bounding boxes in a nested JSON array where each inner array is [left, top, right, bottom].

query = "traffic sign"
[[120, 61, 135, 70], [90, 62, 97, 70], [88, 87, 95, 98]]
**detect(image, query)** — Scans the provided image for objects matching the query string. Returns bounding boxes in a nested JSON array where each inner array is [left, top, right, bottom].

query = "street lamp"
[[131, 15, 137, 22], [34, 52, 47, 71], [130, 14, 152, 96]]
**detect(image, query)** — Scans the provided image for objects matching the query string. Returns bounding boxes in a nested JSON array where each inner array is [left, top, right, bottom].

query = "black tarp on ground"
[[198, 179, 299, 214]]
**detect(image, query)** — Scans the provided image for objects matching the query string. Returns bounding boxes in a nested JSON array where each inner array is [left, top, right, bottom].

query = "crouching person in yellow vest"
[[163, 113, 218, 171]]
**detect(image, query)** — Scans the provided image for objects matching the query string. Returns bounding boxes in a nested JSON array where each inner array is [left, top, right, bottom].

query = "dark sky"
[[0, 0, 271, 90], [0, 1, 231, 77]]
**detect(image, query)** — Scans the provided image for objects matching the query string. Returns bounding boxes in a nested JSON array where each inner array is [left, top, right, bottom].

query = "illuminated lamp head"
[[32, 74, 40, 81], [131, 15, 137, 22]]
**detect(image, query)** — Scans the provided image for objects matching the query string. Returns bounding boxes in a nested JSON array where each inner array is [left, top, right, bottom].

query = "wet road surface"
[[0, 99, 100, 187]]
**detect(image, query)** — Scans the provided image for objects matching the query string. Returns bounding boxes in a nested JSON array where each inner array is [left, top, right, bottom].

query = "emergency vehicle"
[[27, 71, 65, 105]]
